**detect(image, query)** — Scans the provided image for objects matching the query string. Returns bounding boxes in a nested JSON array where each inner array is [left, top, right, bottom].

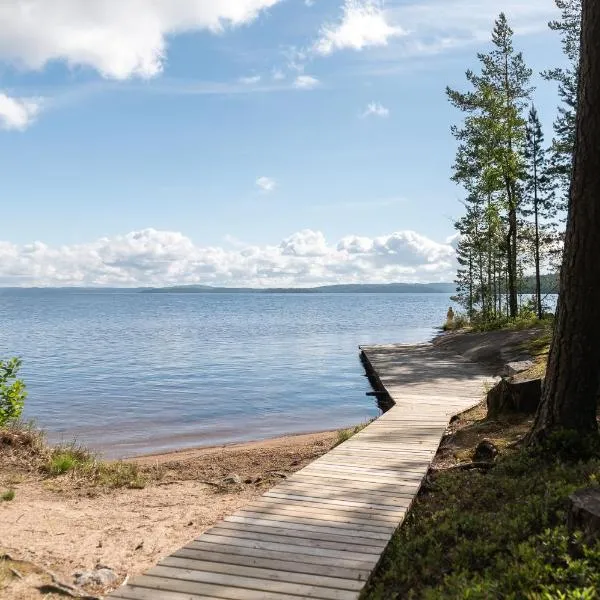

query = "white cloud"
[[239, 75, 261, 84], [293, 75, 319, 89], [314, 0, 403, 56], [0, 92, 42, 130], [256, 176, 276, 192], [361, 101, 389, 118], [271, 68, 285, 81], [381, 0, 558, 59], [0, 228, 456, 287], [0, 0, 282, 80]]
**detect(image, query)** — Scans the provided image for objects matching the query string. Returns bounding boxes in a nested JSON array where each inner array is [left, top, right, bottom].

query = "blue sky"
[[0, 0, 564, 287]]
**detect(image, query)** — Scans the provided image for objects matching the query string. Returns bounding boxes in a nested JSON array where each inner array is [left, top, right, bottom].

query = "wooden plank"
[[127, 574, 356, 600], [110, 587, 221, 600], [171, 547, 372, 581], [221, 515, 391, 540], [144, 566, 359, 600], [228, 511, 396, 533], [263, 491, 411, 511], [235, 502, 401, 523], [159, 557, 364, 591], [204, 525, 387, 554], [186, 541, 376, 571], [196, 533, 382, 561], [246, 498, 405, 521], [213, 520, 387, 548]]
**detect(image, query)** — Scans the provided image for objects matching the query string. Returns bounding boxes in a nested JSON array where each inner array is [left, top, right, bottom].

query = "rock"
[[473, 439, 498, 462], [223, 473, 241, 485], [74, 567, 118, 587], [504, 360, 535, 377], [487, 377, 542, 418], [568, 487, 600, 545]]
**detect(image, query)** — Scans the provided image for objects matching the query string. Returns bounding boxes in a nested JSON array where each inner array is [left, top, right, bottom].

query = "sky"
[[0, 0, 565, 287]]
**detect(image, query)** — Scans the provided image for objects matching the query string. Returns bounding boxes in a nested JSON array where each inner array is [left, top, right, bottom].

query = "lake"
[[0, 290, 454, 458]]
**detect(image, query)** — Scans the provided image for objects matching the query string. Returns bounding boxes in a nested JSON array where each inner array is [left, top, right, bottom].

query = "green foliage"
[[362, 450, 600, 600], [0, 358, 27, 426], [1, 489, 15, 502], [542, 0, 581, 202], [43, 444, 94, 475]]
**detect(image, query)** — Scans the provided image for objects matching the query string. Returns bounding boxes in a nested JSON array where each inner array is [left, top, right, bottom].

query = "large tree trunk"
[[528, 0, 600, 442]]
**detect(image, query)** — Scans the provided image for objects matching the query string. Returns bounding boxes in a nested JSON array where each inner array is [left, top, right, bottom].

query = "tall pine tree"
[[522, 105, 554, 318], [448, 14, 532, 319], [543, 0, 582, 205]]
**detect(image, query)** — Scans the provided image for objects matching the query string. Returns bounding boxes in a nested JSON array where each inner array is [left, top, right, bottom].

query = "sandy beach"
[[1, 430, 338, 599]]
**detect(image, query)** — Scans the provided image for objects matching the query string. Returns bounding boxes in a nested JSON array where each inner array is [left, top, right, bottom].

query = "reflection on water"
[[0, 290, 456, 458]]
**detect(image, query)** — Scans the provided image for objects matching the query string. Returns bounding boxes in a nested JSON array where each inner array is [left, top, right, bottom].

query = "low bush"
[[0, 358, 27, 426]]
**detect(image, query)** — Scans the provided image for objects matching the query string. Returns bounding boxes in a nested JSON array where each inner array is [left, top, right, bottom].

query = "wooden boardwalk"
[[110, 343, 492, 600]]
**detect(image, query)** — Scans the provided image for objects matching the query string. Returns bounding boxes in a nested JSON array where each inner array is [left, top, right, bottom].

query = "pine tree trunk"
[[533, 143, 543, 320], [529, 0, 600, 442]]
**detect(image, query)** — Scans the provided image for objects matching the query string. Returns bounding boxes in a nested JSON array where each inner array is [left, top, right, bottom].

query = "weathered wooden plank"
[[197, 533, 382, 561], [221, 515, 391, 540], [214, 520, 387, 547], [185, 541, 376, 571], [159, 557, 364, 591], [127, 574, 357, 600], [228, 511, 396, 533], [263, 491, 411, 511], [171, 547, 372, 581], [204, 525, 387, 554], [144, 566, 359, 600]]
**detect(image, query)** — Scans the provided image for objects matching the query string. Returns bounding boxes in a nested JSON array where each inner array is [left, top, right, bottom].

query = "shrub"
[[0, 358, 27, 426]]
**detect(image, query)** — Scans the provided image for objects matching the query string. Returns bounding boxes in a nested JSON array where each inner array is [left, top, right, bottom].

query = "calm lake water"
[[0, 290, 454, 458]]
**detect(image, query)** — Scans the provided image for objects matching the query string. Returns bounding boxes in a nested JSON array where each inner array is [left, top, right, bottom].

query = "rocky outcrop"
[[568, 487, 600, 545]]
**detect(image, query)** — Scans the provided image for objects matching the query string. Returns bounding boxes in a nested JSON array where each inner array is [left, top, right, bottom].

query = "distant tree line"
[[449, 1, 580, 323]]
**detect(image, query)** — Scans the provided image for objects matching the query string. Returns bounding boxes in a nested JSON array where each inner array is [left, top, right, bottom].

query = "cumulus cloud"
[[361, 101, 389, 118], [0, 228, 456, 287], [293, 75, 319, 89], [256, 176, 276, 192], [0, 0, 282, 80], [314, 0, 403, 56], [0, 93, 42, 130]]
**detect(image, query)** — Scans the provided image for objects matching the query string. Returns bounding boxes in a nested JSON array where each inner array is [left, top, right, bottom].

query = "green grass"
[[42, 442, 94, 475], [334, 420, 375, 448], [1, 489, 15, 501], [362, 445, 600, 600]]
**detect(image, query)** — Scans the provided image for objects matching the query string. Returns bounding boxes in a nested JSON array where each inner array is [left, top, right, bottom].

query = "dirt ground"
[[433, 327, 544, 374], [0, 430, 337, 599]]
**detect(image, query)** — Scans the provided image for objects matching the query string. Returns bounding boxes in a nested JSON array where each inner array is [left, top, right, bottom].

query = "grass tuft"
[[334, 420, 374, 448], [1, 489, 15, 501]]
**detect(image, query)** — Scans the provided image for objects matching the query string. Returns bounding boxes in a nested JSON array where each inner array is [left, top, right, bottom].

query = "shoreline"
[[125, 427, 344, 465]]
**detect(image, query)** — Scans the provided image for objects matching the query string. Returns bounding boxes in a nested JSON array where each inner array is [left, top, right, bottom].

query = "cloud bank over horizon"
[[0, 228, 456, 288]]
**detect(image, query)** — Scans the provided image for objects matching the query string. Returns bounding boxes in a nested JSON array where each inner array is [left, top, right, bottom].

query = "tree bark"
[[528, 0, 600, 442]]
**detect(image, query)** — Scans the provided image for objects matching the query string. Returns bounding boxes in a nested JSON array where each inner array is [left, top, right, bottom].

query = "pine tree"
[[522, 106, 554, 318], [447, 14, 532, 319], [543, 0, 582, 205], [528, 0, 600, 445]]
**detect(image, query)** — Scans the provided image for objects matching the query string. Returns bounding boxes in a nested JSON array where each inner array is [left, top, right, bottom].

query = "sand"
[[0, 430, 338, 599]]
